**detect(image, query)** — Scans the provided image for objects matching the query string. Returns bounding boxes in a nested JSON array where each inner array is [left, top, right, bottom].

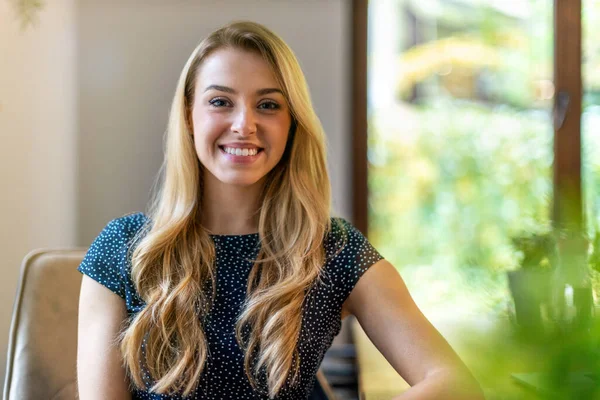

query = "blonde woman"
[[76, 21, 483, 400]]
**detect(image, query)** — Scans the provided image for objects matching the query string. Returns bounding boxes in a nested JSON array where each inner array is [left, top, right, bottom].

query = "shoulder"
[[312, 216, 384, 311], [324, 217, 373, 256], [104, 212, 148, 239], [78, 212, 148, 300], [81, 212, 149, 267], [95, 212, 148, 247], [324, 217, 351, 246], [322, 216, 383, 276]]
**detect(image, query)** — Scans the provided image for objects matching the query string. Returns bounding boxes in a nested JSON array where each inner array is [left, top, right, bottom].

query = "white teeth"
[[222, 147, 259, 156]]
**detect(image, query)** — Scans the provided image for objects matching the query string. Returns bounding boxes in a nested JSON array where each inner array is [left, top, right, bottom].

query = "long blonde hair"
[[119, 21, 332, 398]]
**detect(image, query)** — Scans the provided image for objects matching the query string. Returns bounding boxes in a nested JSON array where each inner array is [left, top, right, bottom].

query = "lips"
[[218, 143, 264, 149]]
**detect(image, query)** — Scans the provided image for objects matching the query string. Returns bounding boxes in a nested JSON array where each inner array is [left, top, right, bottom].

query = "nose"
[[231, 106, 257, 136]]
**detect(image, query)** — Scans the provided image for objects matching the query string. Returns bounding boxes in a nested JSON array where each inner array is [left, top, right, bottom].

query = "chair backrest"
[[4, 249, 85, 400]]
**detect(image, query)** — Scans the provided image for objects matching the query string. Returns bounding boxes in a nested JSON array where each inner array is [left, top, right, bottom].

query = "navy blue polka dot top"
[[77, 212, 383, 399]]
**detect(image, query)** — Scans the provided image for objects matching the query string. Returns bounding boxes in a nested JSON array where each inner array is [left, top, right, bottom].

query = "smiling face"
[[191, 47, 292, 190]]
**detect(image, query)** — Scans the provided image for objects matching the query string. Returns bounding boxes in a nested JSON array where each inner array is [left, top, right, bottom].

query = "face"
[[191, 47, 292, 189]]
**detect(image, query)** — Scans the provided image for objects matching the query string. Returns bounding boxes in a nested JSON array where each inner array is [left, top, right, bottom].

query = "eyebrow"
[[204, 84, 283, 96]]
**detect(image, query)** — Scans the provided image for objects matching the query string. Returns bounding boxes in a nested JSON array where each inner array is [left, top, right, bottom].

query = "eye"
[[258, 101, 280, 110], [209, 98, 231, 108]]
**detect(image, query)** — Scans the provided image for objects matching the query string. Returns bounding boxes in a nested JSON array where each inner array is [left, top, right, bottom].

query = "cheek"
[[193, 114, 226, 150]]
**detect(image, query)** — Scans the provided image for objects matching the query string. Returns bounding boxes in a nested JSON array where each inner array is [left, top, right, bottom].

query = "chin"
[[219, 174, 264, 187]]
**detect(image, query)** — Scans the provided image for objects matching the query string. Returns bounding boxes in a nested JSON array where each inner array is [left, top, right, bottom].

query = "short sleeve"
[[77, 215, 141, 299], [323, 217, 384, 308]]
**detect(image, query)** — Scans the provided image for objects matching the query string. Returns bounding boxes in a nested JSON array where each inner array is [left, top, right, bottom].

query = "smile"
[[218, 146, 264, 164], [220, 146, 262, 156]]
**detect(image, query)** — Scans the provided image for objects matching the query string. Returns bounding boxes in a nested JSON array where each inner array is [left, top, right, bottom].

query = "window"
[[366, 0, 555, 318]]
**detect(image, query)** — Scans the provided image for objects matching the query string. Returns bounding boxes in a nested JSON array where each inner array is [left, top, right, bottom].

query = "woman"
[[76, 21, 484, 400]]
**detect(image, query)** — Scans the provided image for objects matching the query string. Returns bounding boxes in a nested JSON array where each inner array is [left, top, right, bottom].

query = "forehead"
[[196, 47, 280, 89]]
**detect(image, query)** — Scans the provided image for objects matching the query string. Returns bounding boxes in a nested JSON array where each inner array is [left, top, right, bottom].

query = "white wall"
[[1, 0, 352, 389], [76, 0, 353, 243], [0, 0, 77, 387]]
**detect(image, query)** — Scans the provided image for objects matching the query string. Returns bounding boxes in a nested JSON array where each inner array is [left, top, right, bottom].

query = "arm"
[[342, 259, 485, 400], [77, 275, 132, 400]]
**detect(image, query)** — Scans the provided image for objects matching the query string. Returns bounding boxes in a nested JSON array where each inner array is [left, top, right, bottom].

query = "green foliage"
[[369, 0, 600, 318], [369, 99, 553, 274], [10, 0, 45, 30], [511, 232, 556, 270], [368, 0, 600, 395]]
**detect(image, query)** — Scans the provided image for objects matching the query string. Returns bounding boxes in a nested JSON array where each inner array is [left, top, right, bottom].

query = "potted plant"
[[507, 231, 557, 334], [508, 227, 595, 336]]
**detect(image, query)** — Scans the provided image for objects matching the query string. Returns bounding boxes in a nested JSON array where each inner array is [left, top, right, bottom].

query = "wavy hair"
[[118, 21, 332, 398]]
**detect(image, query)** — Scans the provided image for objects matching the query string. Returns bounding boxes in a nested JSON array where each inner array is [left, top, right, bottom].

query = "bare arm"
[[77, 275, 132, 400], [342, 259, 484, 400]]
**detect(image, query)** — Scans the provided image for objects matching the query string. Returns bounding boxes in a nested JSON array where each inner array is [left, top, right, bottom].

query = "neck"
[[200, 172, 264, 235]]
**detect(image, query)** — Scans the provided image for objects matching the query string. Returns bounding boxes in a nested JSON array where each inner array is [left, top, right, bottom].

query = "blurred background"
[[368, 0, 599, 325], [2, 0, 600, 399], [366, 0, 600, 398]]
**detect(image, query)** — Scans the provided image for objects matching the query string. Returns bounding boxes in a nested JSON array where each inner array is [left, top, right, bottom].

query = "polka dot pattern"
[[78, 213, 383, 399]]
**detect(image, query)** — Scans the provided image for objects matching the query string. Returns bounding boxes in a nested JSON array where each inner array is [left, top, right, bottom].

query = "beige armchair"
[[3, 249, 337, 400], [4, 249, 85, 400]]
